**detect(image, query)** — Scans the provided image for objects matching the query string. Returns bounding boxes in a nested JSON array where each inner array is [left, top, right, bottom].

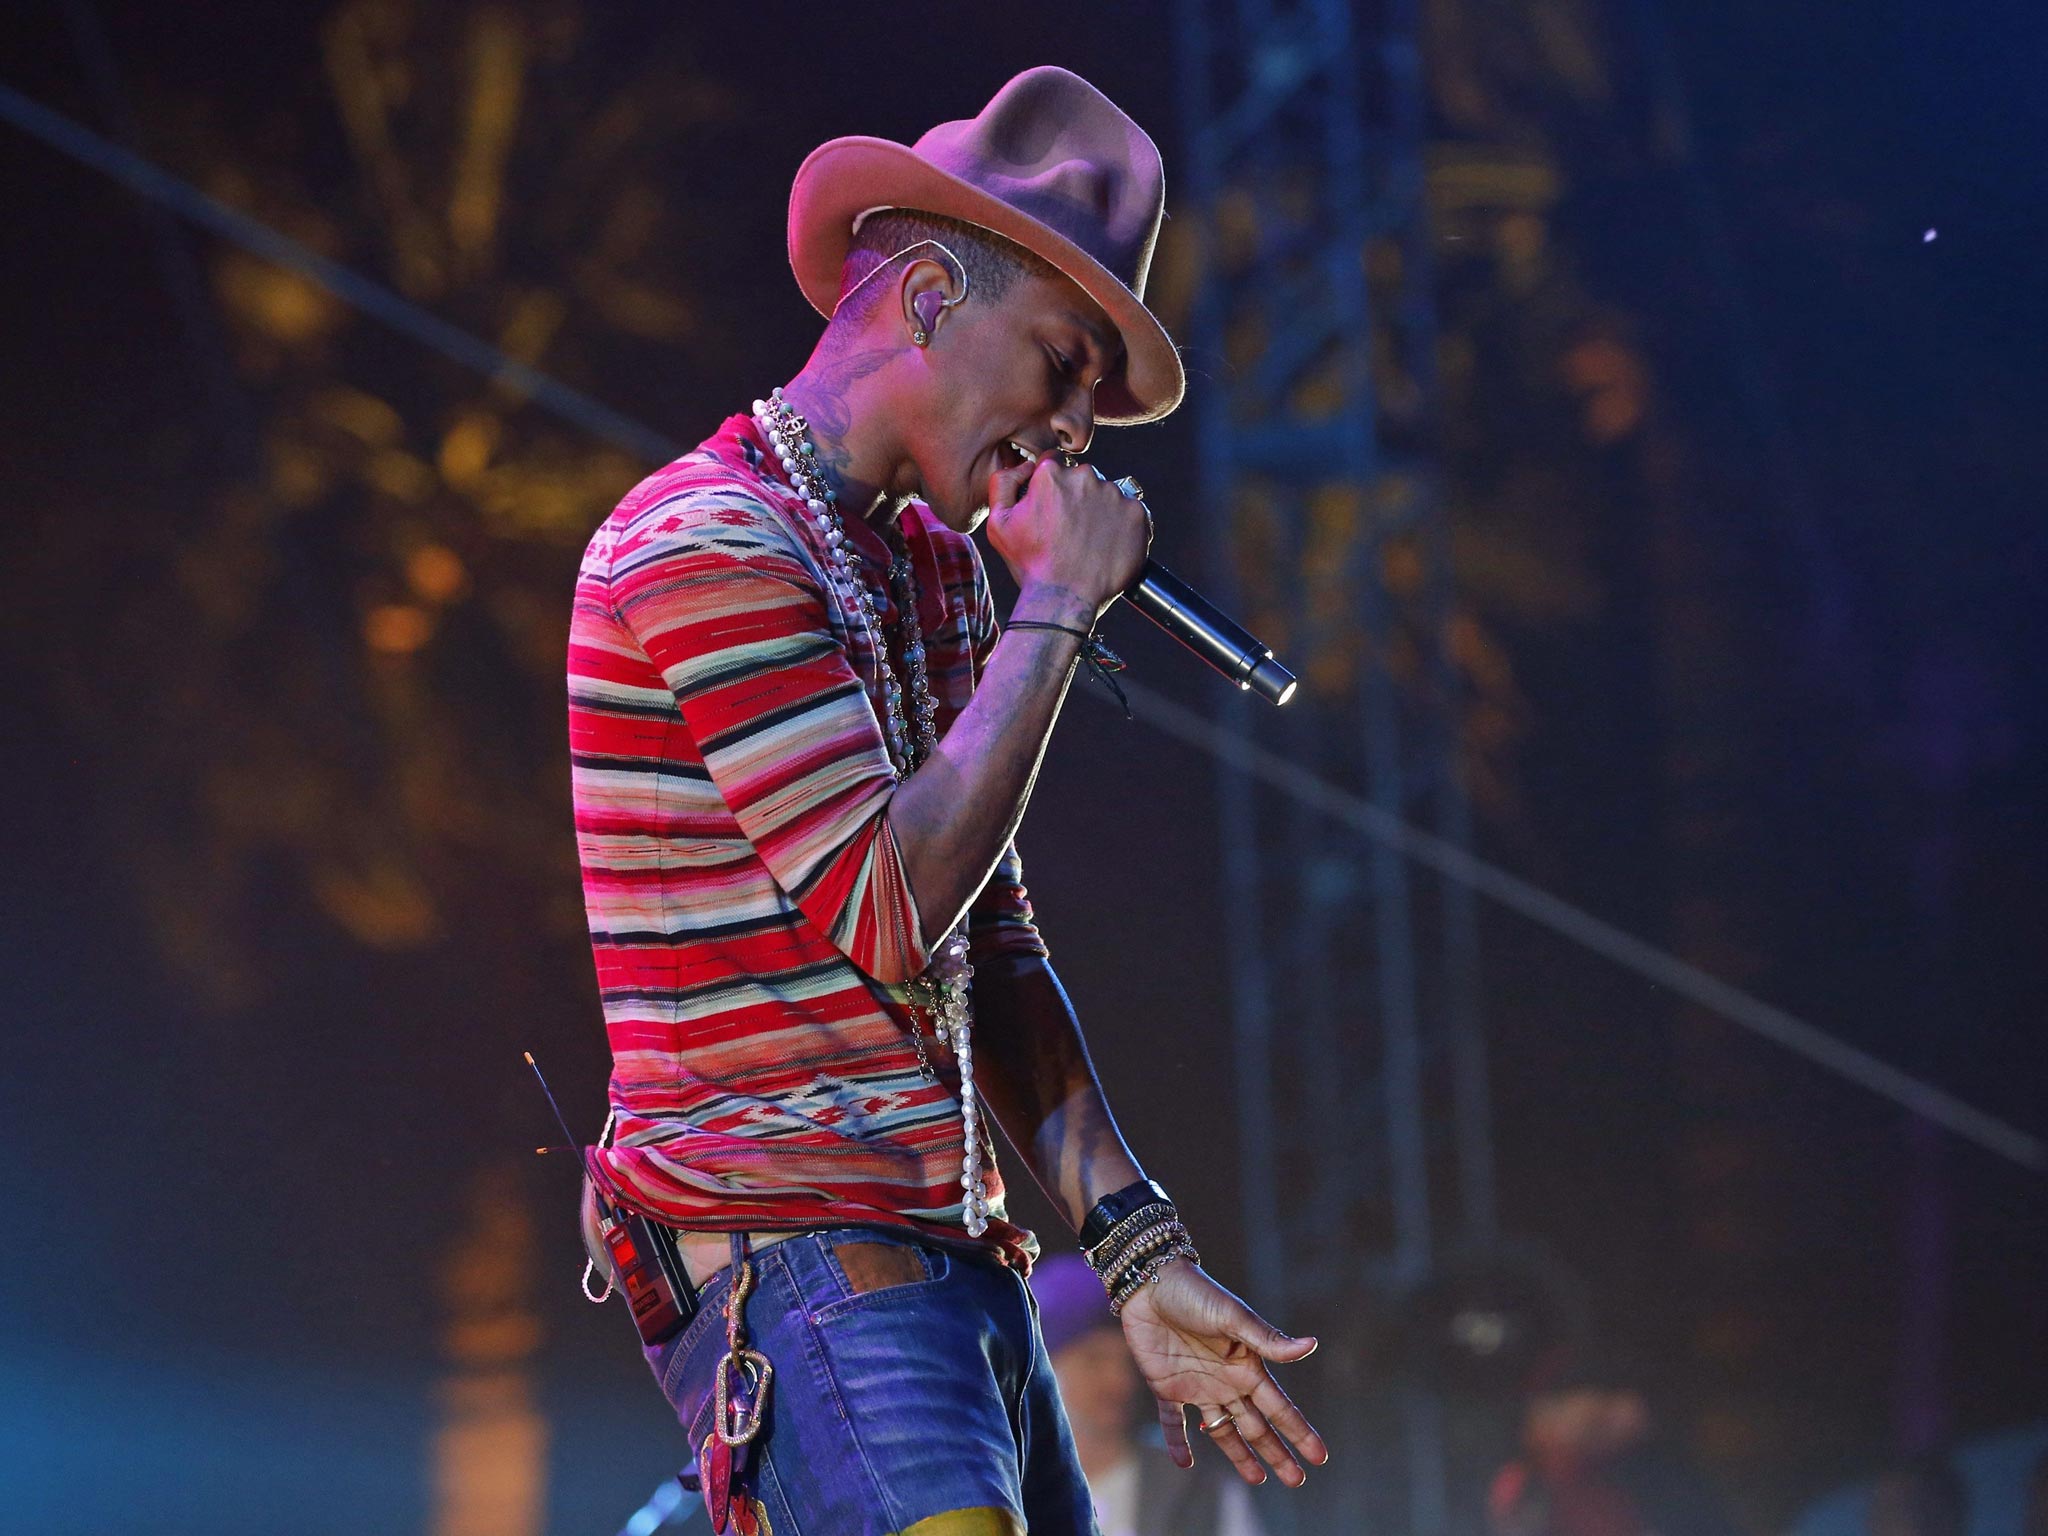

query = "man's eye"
[[1048, 348, 1075, 379]]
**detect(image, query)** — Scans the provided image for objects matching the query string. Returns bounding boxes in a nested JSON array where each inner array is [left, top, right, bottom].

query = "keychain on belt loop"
[[714, 1237, 772, 1449]]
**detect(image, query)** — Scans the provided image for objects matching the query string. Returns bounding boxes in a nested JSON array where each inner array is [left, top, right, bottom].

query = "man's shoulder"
[[605, 417, 808, 567]]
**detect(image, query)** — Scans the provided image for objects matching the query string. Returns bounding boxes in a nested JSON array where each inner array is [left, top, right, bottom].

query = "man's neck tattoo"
[[785, 345, 901, 525]]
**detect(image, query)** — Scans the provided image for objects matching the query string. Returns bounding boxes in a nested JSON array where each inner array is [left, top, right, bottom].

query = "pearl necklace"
[[749, 388, 990, 1236]]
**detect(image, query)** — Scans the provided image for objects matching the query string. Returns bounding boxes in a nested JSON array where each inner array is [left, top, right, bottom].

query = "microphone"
[[1125, 561, 1298, 706], [1004, 445, 1297, 705]]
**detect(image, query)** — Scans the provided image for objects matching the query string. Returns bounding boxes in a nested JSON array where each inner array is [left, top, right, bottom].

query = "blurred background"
[[2, 2, 2044, 1533]]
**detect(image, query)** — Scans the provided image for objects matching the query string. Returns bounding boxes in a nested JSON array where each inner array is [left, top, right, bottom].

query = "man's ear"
[[900, 258, 960, 347]]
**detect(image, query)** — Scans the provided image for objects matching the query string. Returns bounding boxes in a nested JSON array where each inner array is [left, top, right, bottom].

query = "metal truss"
[[1176, 2, 1492, 1529]]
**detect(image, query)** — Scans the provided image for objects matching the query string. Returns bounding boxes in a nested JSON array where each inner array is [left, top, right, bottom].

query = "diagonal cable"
[[0, 81, 682, 465], [1104, 676, 2043, 1172], [5, 83, 2038, 1174]]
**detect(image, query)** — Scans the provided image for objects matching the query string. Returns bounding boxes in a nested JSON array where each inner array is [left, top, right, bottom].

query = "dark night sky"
[[2, 2, 2045, 1532]]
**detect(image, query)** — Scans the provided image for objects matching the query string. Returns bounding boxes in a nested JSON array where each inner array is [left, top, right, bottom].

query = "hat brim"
[[789, 136, 1185, 427]]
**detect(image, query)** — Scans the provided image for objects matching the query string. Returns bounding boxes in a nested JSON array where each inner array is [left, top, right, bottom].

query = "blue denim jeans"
[[643, 1226, 1098, 1534]]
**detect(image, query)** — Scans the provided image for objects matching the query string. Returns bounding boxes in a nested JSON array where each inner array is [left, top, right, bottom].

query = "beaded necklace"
[[750, 388, 991, 1236]]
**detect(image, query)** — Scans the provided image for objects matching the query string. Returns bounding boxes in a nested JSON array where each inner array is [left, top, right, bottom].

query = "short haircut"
[[829, 208, 1056, 329]]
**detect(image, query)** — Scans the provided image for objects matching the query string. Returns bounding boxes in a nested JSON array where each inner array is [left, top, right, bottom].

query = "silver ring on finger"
[[1199, 1408, 1236, 1435], [1113, 474, 1145, 501]]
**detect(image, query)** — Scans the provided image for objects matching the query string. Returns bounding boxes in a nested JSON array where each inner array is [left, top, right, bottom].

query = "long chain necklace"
[[750, 388, 990, 1236]]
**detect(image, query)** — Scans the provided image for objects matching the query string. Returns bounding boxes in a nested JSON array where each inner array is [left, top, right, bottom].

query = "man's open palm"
[[1116, 1261, 1331, 1487]]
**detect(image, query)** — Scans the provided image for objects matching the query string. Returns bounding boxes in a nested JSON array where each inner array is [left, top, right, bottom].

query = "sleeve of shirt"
[[606, 488, 930, 984], [964, 546, 1052, 967]]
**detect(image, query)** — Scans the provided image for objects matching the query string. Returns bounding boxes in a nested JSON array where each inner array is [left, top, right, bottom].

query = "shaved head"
[[828, 208, 1058, 332]]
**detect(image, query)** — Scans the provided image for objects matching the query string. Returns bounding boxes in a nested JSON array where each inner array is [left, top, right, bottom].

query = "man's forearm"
[[889, 584, 1095, 948], [969, 953, 1144, 1232]]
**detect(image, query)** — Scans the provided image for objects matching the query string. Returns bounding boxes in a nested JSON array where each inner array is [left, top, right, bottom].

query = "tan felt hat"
[[787, 65, 1184, 426]]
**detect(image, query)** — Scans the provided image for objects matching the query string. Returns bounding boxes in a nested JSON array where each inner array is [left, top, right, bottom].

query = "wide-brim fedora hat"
[[788, 65, 1185, 426]]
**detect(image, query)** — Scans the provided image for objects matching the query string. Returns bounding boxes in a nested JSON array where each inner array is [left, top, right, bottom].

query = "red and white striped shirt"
[[570, 413, 1045, 1270]]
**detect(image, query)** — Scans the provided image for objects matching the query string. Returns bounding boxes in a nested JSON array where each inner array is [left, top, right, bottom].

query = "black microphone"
[[1125, 561, 1297, 706]]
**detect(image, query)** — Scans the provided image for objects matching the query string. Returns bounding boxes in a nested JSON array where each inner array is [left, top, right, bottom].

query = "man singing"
[[569, 66, 1327, 1534]]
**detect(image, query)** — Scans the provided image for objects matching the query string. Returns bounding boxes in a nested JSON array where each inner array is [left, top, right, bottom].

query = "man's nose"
[[1051, 387, 1096, 458]]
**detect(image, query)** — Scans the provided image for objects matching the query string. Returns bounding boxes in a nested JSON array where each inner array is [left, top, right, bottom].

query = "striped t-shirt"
[[569, 413, 1046, 1271]]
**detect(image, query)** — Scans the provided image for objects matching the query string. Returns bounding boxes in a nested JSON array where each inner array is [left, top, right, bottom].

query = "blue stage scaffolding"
[[1175, 2, 1492, 1529]]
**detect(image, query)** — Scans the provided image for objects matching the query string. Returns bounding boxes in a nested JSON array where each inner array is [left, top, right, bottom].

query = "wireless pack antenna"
[[523, 1050, 581, 1156]]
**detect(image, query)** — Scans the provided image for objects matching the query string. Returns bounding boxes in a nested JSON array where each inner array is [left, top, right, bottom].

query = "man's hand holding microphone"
[[986, 442, 1297, 705], [986, 443, 1152, 634]]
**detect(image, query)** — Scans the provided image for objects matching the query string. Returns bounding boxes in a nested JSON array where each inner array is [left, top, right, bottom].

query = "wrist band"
[[1003, 619, 1093, 642], [1108, 1233, 1201, 1315], [1003, 620, 1134, 720], [1101, 1220, 1187, 1291], [1086, 1203, 1177, 1273], [1078, 1176, 1200, 1311], [1080, 1177, 1172, 1250]]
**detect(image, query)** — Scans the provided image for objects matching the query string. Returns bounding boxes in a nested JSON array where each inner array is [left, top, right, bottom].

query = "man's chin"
[[924, 490, 988, 535]]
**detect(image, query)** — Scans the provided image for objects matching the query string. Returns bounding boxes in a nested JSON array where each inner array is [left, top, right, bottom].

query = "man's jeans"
[[644, 1225, 1099, 1534]]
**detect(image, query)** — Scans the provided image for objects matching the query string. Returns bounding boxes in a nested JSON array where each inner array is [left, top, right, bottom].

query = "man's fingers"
[[987, 455, 1042, 515], [1156, 1397, 1193, 1470], [1199, 1410, 1272, 1488], [1235, 1309, 1319, 1364], [1229, 1400, 1308, 1487], [1248, 1373, 1330, 1467]]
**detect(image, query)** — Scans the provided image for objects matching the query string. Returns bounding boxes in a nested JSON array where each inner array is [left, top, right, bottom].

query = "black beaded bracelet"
[[1108, 1234, 1202, 1315], [1086, 1203, 1177, 1274], [1080, 1177, 1172, 1250], [1101, 1220, 1187, 1289]]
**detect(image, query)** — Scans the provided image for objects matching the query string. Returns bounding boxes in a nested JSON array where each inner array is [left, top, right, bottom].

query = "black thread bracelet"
[[1004, 620, 1133, 719]]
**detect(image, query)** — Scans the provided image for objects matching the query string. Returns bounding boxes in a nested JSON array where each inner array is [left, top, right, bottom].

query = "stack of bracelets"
[[1080, 1178, 1202, 1315]]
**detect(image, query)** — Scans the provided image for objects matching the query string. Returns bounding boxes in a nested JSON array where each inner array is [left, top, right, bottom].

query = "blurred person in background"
[[1487, 1344, 1741, 1536], [1033, 1255, 1270, 1536]]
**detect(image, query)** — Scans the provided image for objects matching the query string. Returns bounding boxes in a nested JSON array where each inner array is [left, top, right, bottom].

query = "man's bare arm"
[[888, 455, 1148, 947], [967, 952, 1143, 1228], [973, 951, 1332, 1488], [888, 589, 1091, 947]]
